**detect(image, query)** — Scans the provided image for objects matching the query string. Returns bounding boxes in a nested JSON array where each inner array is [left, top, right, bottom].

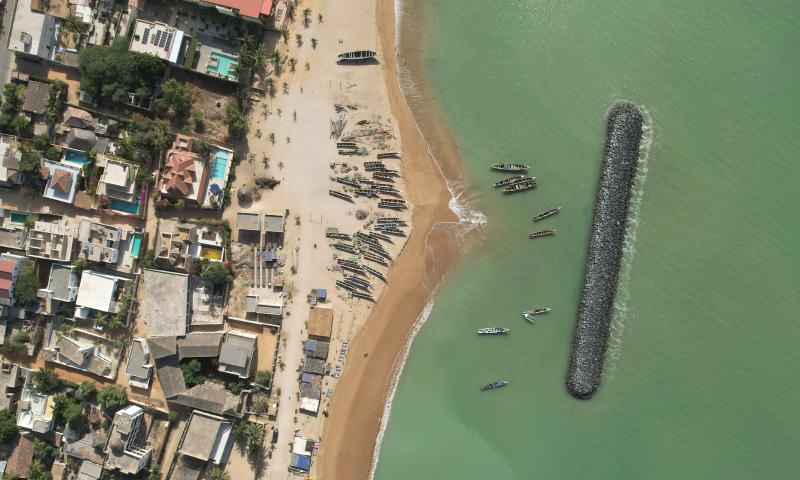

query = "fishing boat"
[[503, 181, 537, 193], [338, 50, 378, 62], [477, 327, 510, 335], [525, 307, 551, 315], [533, 207, 561, 222], [480, 380, 509, 391], [492, 163, 529, 172], [377, 152, 401, 159], [329, 190, 353, 202], [493, 175, 525, 187], [522, 313, 536, 324], [529, 229, 555, 238]]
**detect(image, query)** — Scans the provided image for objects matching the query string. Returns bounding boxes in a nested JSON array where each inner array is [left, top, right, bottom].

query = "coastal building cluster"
[[0, 0, 404, 479]]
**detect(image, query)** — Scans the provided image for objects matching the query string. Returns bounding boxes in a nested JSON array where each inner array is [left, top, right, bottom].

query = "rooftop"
[[196, 0, 273, 20], [105, 405, 151, 475], [160, 142, 207, 203], [26, 218, 74, 262], [177, 333, 223, 360], [263, 214, 285, 234], [75, 270, 118, 313], [217, 331, 256, 379], [42, 160, 79, 204], [307, 307, 334, 339], [8, 0, 58, 59], [62, 107, 98, 130], [23, 81, 49, 114], [43, 263, 78, 303], [129, 20, 185, 63], [50, 334, 114, 378], [178, 411, 233, 464], [125, 339, 152, 389], [142, 269, 188, 337], [236, 212, 259, 232]]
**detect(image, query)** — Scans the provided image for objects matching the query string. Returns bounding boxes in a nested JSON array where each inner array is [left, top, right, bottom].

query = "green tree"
[[201, 262, 230, 285], [0, 408, 19, 444], [79, 38, 165, 105], [14, 260, 40, 307], [156, 78, 192, 117], [77, 381, 97, 401], [234, 422, 264, 455], [8, 331, 30, 354], [18, 147, 41, 178], [181, 359, 205, 387], [208, 467, 230, 480], [44, 81, 67, 124], [192, 136, 213, 158], [223, 106, 247, 140], [33, 439, 60, 464], [28, 459, 48, 480], [32, 368, 61, 394], [255, 371, 271, 386], [97, 385, 127, 413], [167, 410, 178, 424], [71, 258, 87, 277], [302, 8, 312, 26]]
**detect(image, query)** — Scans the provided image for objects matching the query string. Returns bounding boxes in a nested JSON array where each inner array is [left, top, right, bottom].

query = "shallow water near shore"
[[374, 1, 800, 478]]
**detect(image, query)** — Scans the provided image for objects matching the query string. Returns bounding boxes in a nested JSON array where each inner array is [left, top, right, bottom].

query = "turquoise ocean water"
[[374, 1, 800, 479]]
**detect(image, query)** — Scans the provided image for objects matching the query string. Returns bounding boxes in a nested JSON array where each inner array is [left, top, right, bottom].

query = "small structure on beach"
[[307, 307, 334, 341]]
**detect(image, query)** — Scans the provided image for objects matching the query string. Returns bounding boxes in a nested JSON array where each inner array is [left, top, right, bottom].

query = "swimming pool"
[[9, 212, 28, 225], [63, 149, 88, 165], [130, 234, 143, 258], [207, 52, 239, 79], [211, 148, 230, 181], [110, 198, 141, 215]]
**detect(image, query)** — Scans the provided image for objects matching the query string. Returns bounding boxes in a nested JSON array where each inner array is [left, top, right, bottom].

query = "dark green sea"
[[374, 1, 800, 478]]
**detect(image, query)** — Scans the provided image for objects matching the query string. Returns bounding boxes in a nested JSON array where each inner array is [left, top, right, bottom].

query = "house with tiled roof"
[[160, 135, 208, 205], [185, 0, 274, 23], [0, 252, 26, 307], [42, 159, 80, 204]]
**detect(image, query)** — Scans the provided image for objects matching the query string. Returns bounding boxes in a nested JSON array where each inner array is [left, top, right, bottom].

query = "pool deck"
[[197, 45, 239, 82], [202, 146, 234, 210]]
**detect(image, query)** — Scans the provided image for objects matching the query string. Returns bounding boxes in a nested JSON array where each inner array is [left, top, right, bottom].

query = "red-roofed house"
[[187, 0, 274, 23], [6, 435, 34, 478], [159, 135, 208, 205], [0, 253, 25, 307]]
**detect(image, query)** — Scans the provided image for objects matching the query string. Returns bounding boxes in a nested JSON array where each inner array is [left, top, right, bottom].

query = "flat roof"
[[142, 269, 188, 337], [75, 271, 117, 312], [307, 307, 334, 339], [263, 214, 285, 233], [129, 20, 184, 63], [179, 411, 232, 464], [236, 213, 259, 231]]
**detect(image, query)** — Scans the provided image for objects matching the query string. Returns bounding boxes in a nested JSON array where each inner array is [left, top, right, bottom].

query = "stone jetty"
[[567, 102, 644, 399]]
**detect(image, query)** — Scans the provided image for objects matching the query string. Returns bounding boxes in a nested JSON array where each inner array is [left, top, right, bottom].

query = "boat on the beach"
[[493, 175, 525, 187], [337, 50, 377, 62], [480, 380, 509, 391], [377, 152, 401, 159], [329, 190, 353, 202], [477, 327, 510, 335], [492, 163, 529, 172], [529, 229, 555, 238], [503, 181, 536, 193], [533, 207, 561, 222]]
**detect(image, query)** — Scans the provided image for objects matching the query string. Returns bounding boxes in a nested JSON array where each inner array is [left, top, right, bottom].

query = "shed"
[[262, 214, 285, 234], [303, 357, 325, 376], [303, 340, 329, 361], [236, 213, 260, 231], [307, 307, 334, 340], [290, 454, 311, 472]]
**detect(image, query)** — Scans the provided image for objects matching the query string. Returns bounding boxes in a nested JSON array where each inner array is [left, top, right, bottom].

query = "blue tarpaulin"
[[317, 288, 327, 300], [290, 454, 311, 472]]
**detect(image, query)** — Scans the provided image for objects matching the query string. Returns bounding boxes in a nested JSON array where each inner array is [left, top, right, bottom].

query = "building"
[[42, 159, 80, 204], [154, 220, 225, 270], [244, 293, 283, 322], [142, 269, 189, 337], [37, 263, 79, 306], [307, 307, 334, 341], [63, 128, 106, 152], [7, 0, 59, 61], [5, 436, 34, 478], [217, 331, 256, 379], [26, 218, 74, 261], [129, 20, 185, 62], [62, 107, 98, 130], [104, 405, 152, 475], [0, 253, 25, 306], [303, 340, 329, 361], [177, 411, 233, 465], [98, 158, 138, 202], [45, 334, 115, 379], [177, 333, 222, 360], [125, 339, 153, 389], [22, 80, 50, 116], [0, 135, 24, 188], [77, 461, 103, 480], [160, 135, 208, 205], [17, 370, 55, 433], [0, 362, 23, 411], [185, 0, 274, 23], [77, 220, 137, 271], [74, 270, 123, 319]]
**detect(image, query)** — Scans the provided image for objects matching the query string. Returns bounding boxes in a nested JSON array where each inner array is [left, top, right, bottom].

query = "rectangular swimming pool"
[[110, 198, 141, 215], [9, 212, 28, 225], [63, 149, 88, 165], [207, 52, 239, 79], [211, 148, 230, 181], [130, 234, 143, 258]]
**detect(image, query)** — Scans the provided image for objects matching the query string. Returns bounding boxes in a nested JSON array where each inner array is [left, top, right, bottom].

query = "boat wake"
[[605, 105, 654, 376]]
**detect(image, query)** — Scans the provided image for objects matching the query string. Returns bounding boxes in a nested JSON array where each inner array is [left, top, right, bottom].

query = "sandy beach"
[[316, 0, 462, 478]]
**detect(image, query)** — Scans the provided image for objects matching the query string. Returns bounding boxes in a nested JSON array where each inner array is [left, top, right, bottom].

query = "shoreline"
[[317, 0, 465, 478]]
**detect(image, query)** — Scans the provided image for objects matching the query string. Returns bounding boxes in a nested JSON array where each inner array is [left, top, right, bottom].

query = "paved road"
[[0, 0, 20, 85]]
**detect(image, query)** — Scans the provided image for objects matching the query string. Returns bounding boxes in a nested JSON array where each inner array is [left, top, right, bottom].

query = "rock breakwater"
[[567, 102, 644, 399]]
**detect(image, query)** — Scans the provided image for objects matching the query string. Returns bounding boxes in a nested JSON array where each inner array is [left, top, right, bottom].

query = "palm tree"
[[208, 467, 230, 480], [280, 28, 289, 43], [286, 4, 296, 20], [295, 33, 302, 46], [264, 78, 274, 96], [239, 31, 255, 51], [250, 45, 268, 77], [311, 38, 318, 49], [288, 58, 297, 72], [302, 8, 312, 26]]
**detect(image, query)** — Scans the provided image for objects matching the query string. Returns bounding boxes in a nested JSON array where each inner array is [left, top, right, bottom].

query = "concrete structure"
[[155, 220, 225, 269], [17, 370, 55, 433], [177, 333, 222, 360], [263, 214, 285, 235], [77, 461, 103, 480], [160, 135, 207, 205], [62, 107, 98, 130], [0, 135, 24, 188], [7, 0, 59, 61], [77, 220, 137, 271], [23, 81, 50, 115], [244, 293, 283, 321], [38, 263, 79, 305], [98, 158, 138, 203], [217, 330, 256, 379], [0, 362, 23, 411], [45, 334, 115, 379], [125, 339, 152, 389], [104, 405, 151, 475], [142, 269, 188, 337], [0, 253, 25, 306], [129, 20, 185, 62], [177, 411, 233, 465], [42, 159, 80, 204], [26, 218, 74, 261], [75, 270, 122, 318]]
